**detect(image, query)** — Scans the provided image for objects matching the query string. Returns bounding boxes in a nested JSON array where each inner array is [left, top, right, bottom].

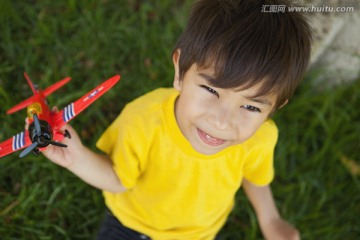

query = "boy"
[[43, 0, 311, 239]]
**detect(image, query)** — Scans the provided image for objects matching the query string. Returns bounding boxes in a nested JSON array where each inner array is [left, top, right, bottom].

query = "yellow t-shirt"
[[96, 88, 278, 240]]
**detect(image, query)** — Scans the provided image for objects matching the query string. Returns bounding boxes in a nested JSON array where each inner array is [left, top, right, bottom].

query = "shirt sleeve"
[[242, 120, 278, 186], [96, 112, 142, 189]]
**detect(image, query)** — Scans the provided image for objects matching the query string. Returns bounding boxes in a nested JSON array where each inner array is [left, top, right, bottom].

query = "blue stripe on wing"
[[12, 131, 26, 151], [62, 103, 75, 122]]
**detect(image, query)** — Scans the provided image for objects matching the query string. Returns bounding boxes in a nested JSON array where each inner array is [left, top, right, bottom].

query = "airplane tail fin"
[[43, 76, 71, 97], [6, 95, 37, 114], [6, 72, 38, 114], [24, 72, 38, 95], [6, 73, 71, 115]]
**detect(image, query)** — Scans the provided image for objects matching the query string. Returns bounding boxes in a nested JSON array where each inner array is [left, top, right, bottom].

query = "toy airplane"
[[0, 72, 120, 158]]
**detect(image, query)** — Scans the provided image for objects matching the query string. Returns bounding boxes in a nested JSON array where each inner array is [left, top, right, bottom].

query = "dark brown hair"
[[173, 0, 312, 109]]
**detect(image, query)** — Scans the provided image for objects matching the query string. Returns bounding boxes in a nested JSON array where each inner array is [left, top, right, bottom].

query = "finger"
[[24, 117, 30, 130], [51, 106, 59, 113]]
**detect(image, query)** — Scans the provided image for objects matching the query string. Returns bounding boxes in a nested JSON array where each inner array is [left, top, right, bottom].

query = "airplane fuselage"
[[26, 92, 53, 148]]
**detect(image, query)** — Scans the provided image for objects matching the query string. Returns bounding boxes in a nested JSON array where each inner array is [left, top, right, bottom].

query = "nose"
[[207, 105, 233, 130]]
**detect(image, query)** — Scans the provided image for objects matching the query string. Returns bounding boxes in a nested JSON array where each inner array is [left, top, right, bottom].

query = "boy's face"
[[173, 50, 277, 155]]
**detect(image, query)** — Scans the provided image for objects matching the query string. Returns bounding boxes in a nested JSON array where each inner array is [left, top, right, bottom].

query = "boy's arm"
[[43, 124, 126, 193], [242, 179, 300, 240]]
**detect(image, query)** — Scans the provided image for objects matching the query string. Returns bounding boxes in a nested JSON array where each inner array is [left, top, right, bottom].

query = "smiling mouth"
[[197, 128, 226, 147]]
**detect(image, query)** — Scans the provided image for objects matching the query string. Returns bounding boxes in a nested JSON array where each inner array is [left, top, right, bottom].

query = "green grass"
[[0, 1, 359, 239]]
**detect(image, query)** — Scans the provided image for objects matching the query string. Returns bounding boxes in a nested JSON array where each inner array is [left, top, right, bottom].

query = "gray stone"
[[293, 0, 360, 84]]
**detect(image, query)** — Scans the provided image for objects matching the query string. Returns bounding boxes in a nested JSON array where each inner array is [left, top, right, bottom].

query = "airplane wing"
[[0, 131, 32, 158], [52, 75, 120, 131]]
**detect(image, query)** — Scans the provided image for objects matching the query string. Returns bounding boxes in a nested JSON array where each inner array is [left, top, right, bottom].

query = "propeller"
[[19, 113, 67, 158], [33, 113, 41, 136], [42, 139, 67, 148], [19, 142, 38, 158]]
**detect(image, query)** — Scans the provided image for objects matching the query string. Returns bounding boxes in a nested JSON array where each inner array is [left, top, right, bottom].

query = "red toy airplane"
[[0, 72, 120, 158]]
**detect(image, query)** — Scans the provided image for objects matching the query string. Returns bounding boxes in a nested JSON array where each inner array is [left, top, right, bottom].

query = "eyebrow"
[[198, 73, 216, 82], [244, 96, 273, 107]]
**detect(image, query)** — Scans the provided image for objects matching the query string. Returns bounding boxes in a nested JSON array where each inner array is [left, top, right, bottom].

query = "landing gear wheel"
[[64, 129, 71, 139], [32, 148, 40, 156]]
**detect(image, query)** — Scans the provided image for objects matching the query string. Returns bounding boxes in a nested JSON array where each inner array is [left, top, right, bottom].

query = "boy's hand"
[[260, 217, 300, 240], [24, 107, 125, 193], [24, 107, 83, 169], [42, 124, 84, 169], [242, 180, 300, 240]]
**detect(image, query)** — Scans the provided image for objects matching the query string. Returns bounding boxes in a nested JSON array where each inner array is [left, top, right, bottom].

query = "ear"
[[268, 99, 289, 119], [278, 99, 288, 109], [173, 49, 182, 91]]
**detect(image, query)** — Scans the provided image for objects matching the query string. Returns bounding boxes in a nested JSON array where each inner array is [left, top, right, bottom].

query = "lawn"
[[0, 1, 359, 239]]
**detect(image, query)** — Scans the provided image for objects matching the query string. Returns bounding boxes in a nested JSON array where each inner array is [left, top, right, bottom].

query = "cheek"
[[181, 91, 215, 116], [236, 113, 268, 141], [176, 95, 202, 125]]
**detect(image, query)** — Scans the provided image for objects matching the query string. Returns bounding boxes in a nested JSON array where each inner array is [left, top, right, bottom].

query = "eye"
[[242, 105, 261, 112], [200, 85, 219, 97]]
